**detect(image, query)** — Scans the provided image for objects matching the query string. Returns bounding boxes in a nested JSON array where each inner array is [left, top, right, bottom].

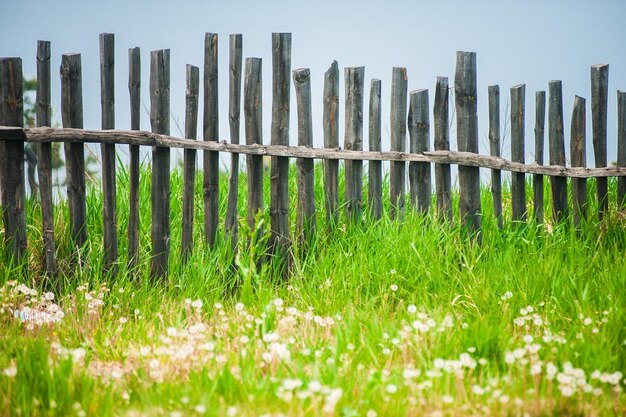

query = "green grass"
[[1, 162, 625, 417]]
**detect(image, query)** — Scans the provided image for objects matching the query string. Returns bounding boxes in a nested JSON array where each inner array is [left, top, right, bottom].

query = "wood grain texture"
[[149, 49, 171, 280], [533, 91, 546, 224], [510, 84, 526, 222], [36, 40, 57, 277], [368, 79, 382, 221], [323, 61, 340, 226], [488, 85, 502, 228], [408, 89, 431, 213], [99, 33, 118, 275], [270, 33, 292, 269], [570, 95, 587, 226], [244, 58, 263, 232], [127, 47, 141, 271], [0, 58, 27, 262], [434, 77, 452, 223], [60, 53, 88, 252], [591, 64, 609, 219], [390, 67, 407, 218], [548, 80, 568, 222], [293, 68, 316, 244], [181, 65, 199, 263], [203, 33, 219, 248], [344, 66, 365, 223], [455, 52, 481, 235], [225, 34, 242, 249]]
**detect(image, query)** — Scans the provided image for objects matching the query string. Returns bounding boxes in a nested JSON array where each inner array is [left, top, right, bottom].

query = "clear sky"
[[1, 0, 625, 170]]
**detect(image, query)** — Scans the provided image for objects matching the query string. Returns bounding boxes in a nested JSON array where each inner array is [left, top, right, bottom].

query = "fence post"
[[324, 61, 340, 227], [511, 84, 527, 222], [181, 64, 199, 263], [455, 52, 481, 235], [571, 96, 587, 226], [127, 47, 141, 271], [390, 67, 407, 219], [60, 53, 88, 254], [368, 79, 382, 221], [591, 64, 609, 220], [203, 33, 220, 248], [408, 89, 431, 213], [548, 80, 568, 223], [100, 33, 118, 275], [488, 85, 502, 228], [434, 76, 452, 223], [36, 41, 57, 278], [270, 33, 292, 275], [344, 66, 365, 223], [293, 68, 316, 245], [0, 57, 27, 263], [149, 49, 171, 280], [534, 91, 546, 224], [225, 34, 242, 250], [244, 58, 263, 232], [618, 91, 626, 207]]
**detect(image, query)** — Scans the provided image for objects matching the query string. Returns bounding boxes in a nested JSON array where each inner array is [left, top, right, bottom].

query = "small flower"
[[226, 406, 237, 417], [194, 405, 206, 414], [43, 292, 55, 301], [3, 365, 17, 378], [390, 284, 398, 292], [407, 305, 417, 314], [366, 410, 378, 417], [442, 395, 454, 404], [386, 384, 398, 394], [191, 299, 203, 309]]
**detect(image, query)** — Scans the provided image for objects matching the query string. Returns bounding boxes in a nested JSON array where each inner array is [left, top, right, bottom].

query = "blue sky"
[[1, 0, 625, 169]]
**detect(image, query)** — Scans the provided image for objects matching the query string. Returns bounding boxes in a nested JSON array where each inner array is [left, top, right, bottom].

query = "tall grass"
[[1, 162, 625, 416]]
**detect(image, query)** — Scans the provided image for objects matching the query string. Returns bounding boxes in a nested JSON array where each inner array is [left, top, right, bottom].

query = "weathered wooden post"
[[455, 52, 481, 235], [344, 66, 365, 223], [203, 33, 219, 248], [408, 89, 431, 213], [127, 47, 141, 271], [181, 64, 199, 263], [570, 96, 587, 226], [149, 49, 171, 279], [434, 77, 452, 223], [511, 84, 526, 222], [244, 58, 263, 232], [225, 34, 242, 249], [60, 53, 88, 253], [0, 57, 27, 262], [323, 61, 340, 227], [368, 79, 382, 221], [488, 85, 502, 228], [390, 67, 407, 219], [270, 33, 292, 273], [534, 91, 546, 224], [293, 68, 316, 244], [591, 64, 609, 220], [36, 41, 57, 277], [548, 80, 568, 222], [618, 91, 626, 207], [100, 33, 118, 275]]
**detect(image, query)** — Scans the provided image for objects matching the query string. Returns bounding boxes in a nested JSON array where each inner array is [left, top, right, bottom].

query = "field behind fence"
[[1, 32, 625, 282]]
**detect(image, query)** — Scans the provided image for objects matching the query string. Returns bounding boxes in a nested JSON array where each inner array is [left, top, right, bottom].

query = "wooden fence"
[[1, 33, 626, 281]]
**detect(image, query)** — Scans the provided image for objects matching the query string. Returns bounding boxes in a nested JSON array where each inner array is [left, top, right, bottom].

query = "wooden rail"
[[1, 32, 625, 283]]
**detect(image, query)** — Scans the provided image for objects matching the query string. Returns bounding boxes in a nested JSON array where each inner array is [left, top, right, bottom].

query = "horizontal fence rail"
[[1, 126, 625, 178], [1, 32, 625, 283]]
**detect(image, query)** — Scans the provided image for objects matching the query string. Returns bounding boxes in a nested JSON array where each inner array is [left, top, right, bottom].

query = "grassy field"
[[1, 163, 625, 417]]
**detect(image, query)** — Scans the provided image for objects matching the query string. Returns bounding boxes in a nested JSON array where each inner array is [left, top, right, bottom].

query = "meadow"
[[1, 163, 625, 417]]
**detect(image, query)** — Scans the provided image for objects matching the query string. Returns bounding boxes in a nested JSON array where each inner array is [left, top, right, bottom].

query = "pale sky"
[[1, 0, 625, 171]]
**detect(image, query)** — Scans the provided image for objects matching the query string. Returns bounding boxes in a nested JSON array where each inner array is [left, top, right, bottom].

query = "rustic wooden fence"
[[1, 33, 626, 281]]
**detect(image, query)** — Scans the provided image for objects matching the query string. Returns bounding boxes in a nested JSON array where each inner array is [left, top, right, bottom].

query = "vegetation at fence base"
[[1, 164, 626, 417]]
